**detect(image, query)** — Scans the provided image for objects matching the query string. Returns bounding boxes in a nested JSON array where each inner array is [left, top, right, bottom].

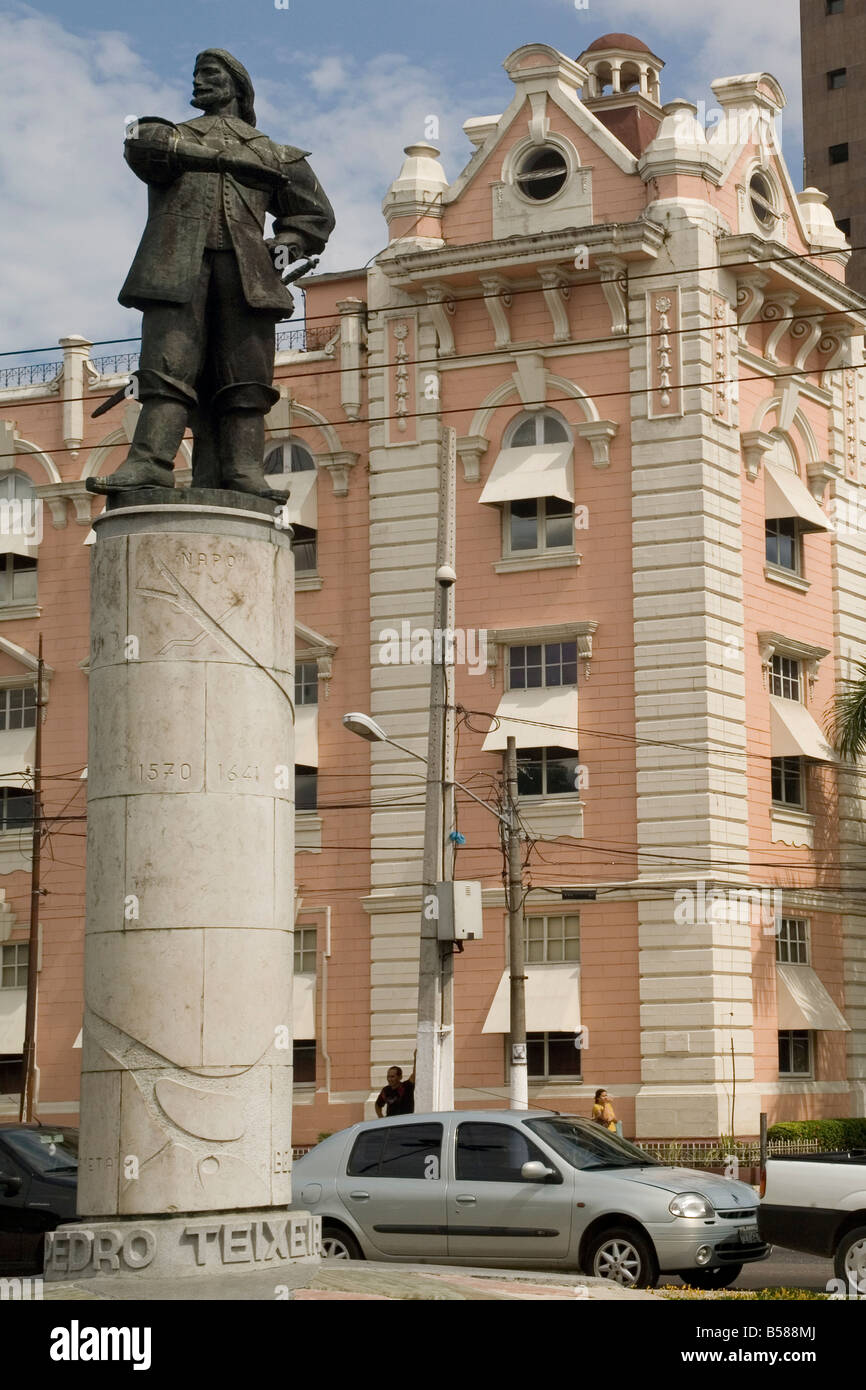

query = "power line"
[[2, 232, 864, 360], [2, 301, 858, 413]]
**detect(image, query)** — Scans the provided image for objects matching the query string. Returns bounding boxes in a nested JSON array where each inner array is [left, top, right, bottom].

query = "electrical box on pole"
[[436, 881, 483, 941]]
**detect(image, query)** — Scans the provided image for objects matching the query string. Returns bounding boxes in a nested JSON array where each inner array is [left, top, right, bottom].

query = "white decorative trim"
[[457, 435, 489, 482], [575, 419, 617, 469], [741, 429, 775, 481], [538, 268, 571, 343], [494, 551, 581, 574], [597, 257, 628, 335], [480, 277, 513, 348], [425, 284, 456, 357]]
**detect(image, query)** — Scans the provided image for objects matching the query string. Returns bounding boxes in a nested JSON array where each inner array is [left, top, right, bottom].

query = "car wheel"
[[834, 1226, 866, 1295], [680, 1264, 742, 1290], [321, 1225, 362, 1261], [586, 1227, 658, 1289]]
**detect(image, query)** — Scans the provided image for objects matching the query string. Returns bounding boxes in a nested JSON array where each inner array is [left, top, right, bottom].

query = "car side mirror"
[[0, 1174, 22, 1195], [520, 1160, 555, 1183]]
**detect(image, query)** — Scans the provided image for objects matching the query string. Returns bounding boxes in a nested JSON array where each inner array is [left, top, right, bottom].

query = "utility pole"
[[19, 635, 44, 1122], [505, 735, 527, 1110], [415, 426, 457, 1112]]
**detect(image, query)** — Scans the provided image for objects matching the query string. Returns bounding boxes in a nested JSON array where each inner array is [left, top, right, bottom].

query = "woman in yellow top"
[[592, 1088, 617, 1131]]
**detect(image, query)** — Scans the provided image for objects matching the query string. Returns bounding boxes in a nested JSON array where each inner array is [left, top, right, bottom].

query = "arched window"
[[505, 412, 570, 447], [0, 471, 38, 611], [264, 440, 316, 475], [264, 440, 318, 575]]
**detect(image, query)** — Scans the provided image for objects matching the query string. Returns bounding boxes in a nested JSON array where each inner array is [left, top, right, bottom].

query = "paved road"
[[667, 1246, 834, 1293]]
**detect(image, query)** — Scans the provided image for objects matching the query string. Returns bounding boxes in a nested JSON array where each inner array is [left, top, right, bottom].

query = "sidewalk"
[[43, 1262, 659, 1301]]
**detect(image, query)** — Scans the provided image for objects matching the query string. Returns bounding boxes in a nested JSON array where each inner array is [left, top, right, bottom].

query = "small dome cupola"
[[578, 33, 664, 107], [576, 35, 665, 156]]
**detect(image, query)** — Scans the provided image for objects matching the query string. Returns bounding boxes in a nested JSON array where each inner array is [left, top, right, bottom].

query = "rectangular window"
[[295, 766, 317, 811], [829, 142, 849, 164], [771, 756, 805, 809], [294, 662, 318, 706], [827, 68, 847, 88], [1, 942, 28, 989], [516, 746, 579, 797], [826, 0, 844, 13], [778, 1030, 812, 1077], [0, 687, 36, 731], [0, 556, 36, 607], [776, 917, 809, 965], [294, 925, 317, 974], [0, 788, 33, 831], [347, 1123, 442, 1179], [765, 518, 799, 572], [508, 641, 577, 690], [455, 1120, 559, 1182], [291, 527, 317, 574], [525, 913, 580, 963], [769, 654, 801, 701], [293, 1039, 316, 1084], [836, 217, 851, 237], [527, 1032, 582, 1080], [507, 498, 574, 554]]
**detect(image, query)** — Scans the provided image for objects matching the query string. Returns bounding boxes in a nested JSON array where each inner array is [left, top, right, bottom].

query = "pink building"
[[1, 34, 864, 1144]]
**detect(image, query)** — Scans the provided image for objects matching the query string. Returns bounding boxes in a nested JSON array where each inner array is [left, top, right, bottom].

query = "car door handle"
[[349, 1191, 370, 1201], [455, 1195, 476, 1205]]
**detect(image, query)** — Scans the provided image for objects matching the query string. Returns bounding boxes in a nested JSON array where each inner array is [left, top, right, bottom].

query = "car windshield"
[[525, 1117, 660, 1171], [3, 1128, 79, 1174]]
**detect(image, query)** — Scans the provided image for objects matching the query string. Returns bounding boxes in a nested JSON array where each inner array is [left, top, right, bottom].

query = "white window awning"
[[764, 462, 829, 533], [271, 470, 317, 530], [293, 972, 316, 1037], [769, 696, 835, 763], [295, 704, 318, 767], [479, 445, 573, 506], [483, 963, 581, 1033], [0, 535, 38, 560], [482, 685, 578, 752], [0, 728, 36, 788], [777, 963, 849, 1032], [0, 988, 26, 1053]]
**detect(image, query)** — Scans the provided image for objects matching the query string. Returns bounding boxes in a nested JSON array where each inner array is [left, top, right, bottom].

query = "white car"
[[759, 1149, 866, 1292], [294, 1110, 769, 1288]]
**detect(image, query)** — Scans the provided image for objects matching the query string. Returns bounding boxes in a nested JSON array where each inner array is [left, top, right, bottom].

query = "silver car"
[[293, 1110, 769, 1288]]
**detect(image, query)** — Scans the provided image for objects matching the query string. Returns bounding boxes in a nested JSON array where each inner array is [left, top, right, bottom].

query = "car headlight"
[[669, 1192, 714, 1219]]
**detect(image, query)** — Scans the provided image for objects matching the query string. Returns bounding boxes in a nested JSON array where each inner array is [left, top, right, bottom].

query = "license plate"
[[738, 1226, 761, 1245]]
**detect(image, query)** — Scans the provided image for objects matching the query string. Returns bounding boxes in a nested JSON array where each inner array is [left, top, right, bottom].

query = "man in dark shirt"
[[375, 1057, 416, 1117]]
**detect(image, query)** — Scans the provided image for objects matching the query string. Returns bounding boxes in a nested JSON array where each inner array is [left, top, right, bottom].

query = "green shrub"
[[767, 1118, 866, 1149]]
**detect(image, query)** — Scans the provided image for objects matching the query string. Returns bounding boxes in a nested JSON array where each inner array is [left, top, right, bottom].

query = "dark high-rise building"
[[801, 0, 866, 294]]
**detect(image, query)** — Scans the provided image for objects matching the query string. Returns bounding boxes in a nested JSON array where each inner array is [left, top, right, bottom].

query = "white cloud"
[[0, 7, 184, 351], [0, 12, 476, 351], [255, 50, 475, 272]]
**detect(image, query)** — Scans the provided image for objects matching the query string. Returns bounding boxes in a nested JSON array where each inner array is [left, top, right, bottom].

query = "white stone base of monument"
[[44, 1209, 321, 1281]]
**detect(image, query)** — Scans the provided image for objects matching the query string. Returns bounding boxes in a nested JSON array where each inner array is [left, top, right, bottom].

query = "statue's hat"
[[195, 48, 256, 126]]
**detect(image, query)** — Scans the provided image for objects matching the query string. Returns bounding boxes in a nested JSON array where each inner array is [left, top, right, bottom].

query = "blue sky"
[[1, 0, 803, 356]]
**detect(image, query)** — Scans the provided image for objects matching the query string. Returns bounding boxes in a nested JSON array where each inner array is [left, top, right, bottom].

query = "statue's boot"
[[86, 399, 186, 495], [218, 411, 289, 503]]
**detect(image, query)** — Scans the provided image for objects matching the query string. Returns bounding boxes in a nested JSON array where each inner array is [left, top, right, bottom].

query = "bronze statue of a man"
[[88, 49, 335, 501]]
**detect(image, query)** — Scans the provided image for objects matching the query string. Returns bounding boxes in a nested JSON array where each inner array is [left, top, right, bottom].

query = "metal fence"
[[276, 323, 339, 353], [634, 1137, 823, 1166], [0, 324, 339, 392], [0, 360, 62, 389]]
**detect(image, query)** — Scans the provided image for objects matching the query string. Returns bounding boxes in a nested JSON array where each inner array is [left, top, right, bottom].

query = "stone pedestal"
[[46, 494, 318, 1281]]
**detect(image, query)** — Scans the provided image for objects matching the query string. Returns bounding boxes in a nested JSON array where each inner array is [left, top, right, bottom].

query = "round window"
[[516, 147, 568, 202], [749, 171, 776, 229]]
